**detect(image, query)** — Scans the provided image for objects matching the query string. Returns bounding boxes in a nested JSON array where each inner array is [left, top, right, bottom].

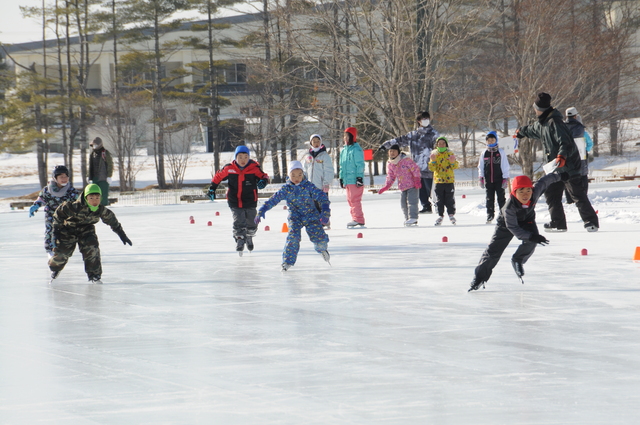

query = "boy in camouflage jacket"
[[49, 184, 132, 283]]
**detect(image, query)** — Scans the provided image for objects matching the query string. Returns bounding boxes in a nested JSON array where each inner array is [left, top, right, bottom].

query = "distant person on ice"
[[428, 136, 459, 226], [377, 144, 422, 226], [255, 161, 331, 272], [208, 145, 269, 254], [478, 131, 510, 224], [88, 137, 113, 206], [303, 134, 335, 229], [49, 184, 132, 284], [29, 165, 80, 258], [339, 127, 366, 228], [564, 106, 592, 202], [468, 172, 567, 292], [515, 92, 599, 232]]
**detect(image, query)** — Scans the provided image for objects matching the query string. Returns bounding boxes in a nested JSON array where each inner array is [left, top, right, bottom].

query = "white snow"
[[2, 160, 640, 423]]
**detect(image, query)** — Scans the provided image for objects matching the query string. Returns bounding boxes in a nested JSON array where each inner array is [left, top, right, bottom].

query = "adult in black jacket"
[[516, 92, 598, 232]]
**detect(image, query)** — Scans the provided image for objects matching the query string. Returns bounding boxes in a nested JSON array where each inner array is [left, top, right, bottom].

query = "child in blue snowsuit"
[[256, 161, 331, 271]]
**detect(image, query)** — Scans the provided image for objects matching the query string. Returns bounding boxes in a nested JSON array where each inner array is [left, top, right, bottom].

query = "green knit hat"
[[84, 183, 102, 211]]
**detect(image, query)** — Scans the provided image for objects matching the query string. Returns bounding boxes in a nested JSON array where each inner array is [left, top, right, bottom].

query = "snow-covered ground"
[[1, 152, 640, 423]]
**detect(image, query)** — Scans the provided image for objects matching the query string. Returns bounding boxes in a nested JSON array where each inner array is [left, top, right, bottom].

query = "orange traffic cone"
[[634, 247, 640, 261], [281, 223, 289, 232]]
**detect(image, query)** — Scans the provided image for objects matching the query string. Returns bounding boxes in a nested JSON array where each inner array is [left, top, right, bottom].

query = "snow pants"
[[419, 177, 433, 210], [401, 188, 420, 220], [434, 183, 456, 217], [95, 180, 110, 206], [346, 184, 365, 224], [485, 182, 506, 218], [43, 210, 56, 253], [474, 224, 538, 283], [48, 225, 102, 277], [545, 176, 599, 229], [283, 217, 329, 266], [230, 207, 258, 240]]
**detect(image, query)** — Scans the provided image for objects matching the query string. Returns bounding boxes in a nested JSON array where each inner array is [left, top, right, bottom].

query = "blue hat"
[[486, 131, 499, 148], [234, 145, 250, 158]]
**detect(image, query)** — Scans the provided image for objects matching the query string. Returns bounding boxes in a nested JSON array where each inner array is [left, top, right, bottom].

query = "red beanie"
[[510, 175, 533, 196], [344, 127, 357, 144]]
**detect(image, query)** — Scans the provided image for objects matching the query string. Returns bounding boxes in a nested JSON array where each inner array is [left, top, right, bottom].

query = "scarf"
[[48, 179, 71, 197]]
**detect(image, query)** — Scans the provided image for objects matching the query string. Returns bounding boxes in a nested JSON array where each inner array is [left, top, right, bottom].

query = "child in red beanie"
[[469, 171, 567, 291]]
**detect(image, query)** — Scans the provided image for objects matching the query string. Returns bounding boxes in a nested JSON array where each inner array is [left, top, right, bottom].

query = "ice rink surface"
[[1, 182, 640, 424]]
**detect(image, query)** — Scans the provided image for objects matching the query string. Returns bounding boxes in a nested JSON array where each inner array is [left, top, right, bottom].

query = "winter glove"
[[448, 154, 456, 163], [320, 214, 330, 226], [555, 155, 566, 168], [29, 204, 40, 217], [429, 153, 437, 161], [559, 172, 570, 181], [479, 178, 485, 189], [322, 184, 330, 193], [254, 210, 266, 225], [376, 145, 386, 154], [116, 229, 132, 246], [356, 177, 364, 187], [377, 186, 388, 195], [207, 184, 217, 201], [529, 234, 549, 246], [502, 179, 508, 189], [339, 179, 344, 189], [256, 178, 268, 190], [515, 129, 524, 138]]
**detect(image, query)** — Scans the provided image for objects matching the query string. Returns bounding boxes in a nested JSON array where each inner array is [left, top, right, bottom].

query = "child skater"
[[303, 134, 335, 229], [339, 127, 366, 228], [377, 144, 422, 226], [428, 136, 459, 225], [468, 172, 567, 292], [255, 161, 331, 272], [478, 131, 510, 224], [49, 184, 132, 284], [208, 145, 269, 254], [29, 165, 80, 258]]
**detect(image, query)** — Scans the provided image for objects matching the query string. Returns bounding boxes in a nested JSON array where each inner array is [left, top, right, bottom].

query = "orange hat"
[[510, 175, 533, 196]]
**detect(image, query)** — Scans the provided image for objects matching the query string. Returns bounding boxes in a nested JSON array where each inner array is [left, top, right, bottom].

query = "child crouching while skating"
[[428, 136, 459, 225], [49, 184, 132, 284], [377, 144, 422, 226], [29, 165, 80, 258], [468, 172, 567, 292], [255, 161, 331, 271]]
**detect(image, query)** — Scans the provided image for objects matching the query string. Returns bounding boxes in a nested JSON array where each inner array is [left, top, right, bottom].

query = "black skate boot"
[[88, 274, 102, 284], [584, 222, 599, 232], [486, 213, 494, 224], [236, 237, 245, 256], [49, 270, 60, 284], [246, 236, 254, 252], [468, 277, 486, 292], [511, 260, 525, 284], [544, 222, 567, 233]]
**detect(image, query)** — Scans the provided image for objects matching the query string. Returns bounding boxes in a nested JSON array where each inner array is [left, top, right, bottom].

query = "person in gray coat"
[[88, 137, 113, 206]]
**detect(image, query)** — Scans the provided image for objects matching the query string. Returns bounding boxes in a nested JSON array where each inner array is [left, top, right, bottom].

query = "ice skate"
[[419, 206, 432, 214], [281, 263, 292, 272], [543, 222, 567, 233], [584, 222, 599, 232], [49, 270, 59, 284], [88, 274, 102, 284], [468, 277, 486, 292], [511, 260, 525, 284], [323, 223, 331, 230], [47, 250, 54, 259], [449, 214, 456, 225], [434, 216, 444, 226], [346, 221, 365, 229], [236, 237, 245, 256], [404, 218, 418, 227], [246, 236, 254, 252], [320, 250, 331, 265]]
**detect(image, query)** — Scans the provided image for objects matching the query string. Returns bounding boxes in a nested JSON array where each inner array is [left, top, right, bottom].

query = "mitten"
[[356, 177, 364, 187], [254, 210, 266, 225], [322, 184, 330, 193], [479, 178, 485, 189], [29, 204, 39, 217], [116, 229, 132, 246], [501, 179, 508, 189], [377, 186, 388, 195], [430, 153, 437, 161], [320, 214, 330, 225], [339, 179, 344, 189], [556, 155, 566, 168], [257, 178, 268, 190], [529, 234, 549, 246], [207, 184, 217, 201], [448, 154, 456, 162]]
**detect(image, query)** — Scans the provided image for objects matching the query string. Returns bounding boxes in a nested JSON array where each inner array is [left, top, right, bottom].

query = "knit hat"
[[435, 136, 449, 147], [234, 145, 250, 158], [510, 175, 533, 196], [288, 160, 303, 174], [344, 127, 357, 144], [566, 107, 578, 117], [90, 137, 103, 149], [84, 183, 102, 211], [533, 92, 552, 111], [309, 134, 323, 144], [388, 144, 401, 152], [486, 131, 499, 148], [52, 165, 69, 179]]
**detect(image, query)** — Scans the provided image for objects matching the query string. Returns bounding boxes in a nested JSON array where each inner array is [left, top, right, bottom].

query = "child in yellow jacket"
[[428, 136, 459, 225]]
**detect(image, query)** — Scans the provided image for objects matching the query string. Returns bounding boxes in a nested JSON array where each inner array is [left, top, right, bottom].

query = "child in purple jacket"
[[378, 145, 422, 226]]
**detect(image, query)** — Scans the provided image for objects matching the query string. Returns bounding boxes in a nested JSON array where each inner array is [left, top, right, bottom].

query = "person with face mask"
[[29, 165, 81, 258], [428, 136, 459, 226], [378, 111, 438, 213], [478, 131, 510, 224], [88, 137, 114, 206]]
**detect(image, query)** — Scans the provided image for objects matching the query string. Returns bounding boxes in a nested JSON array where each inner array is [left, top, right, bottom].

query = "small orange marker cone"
[[264, 225, 270, 231], [442, 236, 448, 242], [634, 247, 640, 261], [581, 248, 588, 256], [357, 232, 363, 238], [281, 223, 289, 232]]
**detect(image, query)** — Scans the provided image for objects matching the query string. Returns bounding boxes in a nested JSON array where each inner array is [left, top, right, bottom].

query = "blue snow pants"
[[283, 217, 329, 266]]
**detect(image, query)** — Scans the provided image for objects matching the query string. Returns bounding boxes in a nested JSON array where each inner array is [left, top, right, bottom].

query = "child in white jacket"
[[303, 134, 335, 228]]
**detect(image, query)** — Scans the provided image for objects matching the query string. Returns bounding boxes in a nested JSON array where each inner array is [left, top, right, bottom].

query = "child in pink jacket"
[[378, 144, 422, 225]]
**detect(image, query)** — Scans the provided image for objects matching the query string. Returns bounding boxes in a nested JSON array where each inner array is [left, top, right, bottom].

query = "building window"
[[224, 63, 246, 84]]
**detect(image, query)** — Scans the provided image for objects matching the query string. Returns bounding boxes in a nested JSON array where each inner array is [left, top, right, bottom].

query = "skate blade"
[[544, 228, 567, 233]]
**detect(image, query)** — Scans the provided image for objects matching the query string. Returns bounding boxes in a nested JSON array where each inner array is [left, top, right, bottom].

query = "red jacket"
[[211, 160, 269, 208]]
